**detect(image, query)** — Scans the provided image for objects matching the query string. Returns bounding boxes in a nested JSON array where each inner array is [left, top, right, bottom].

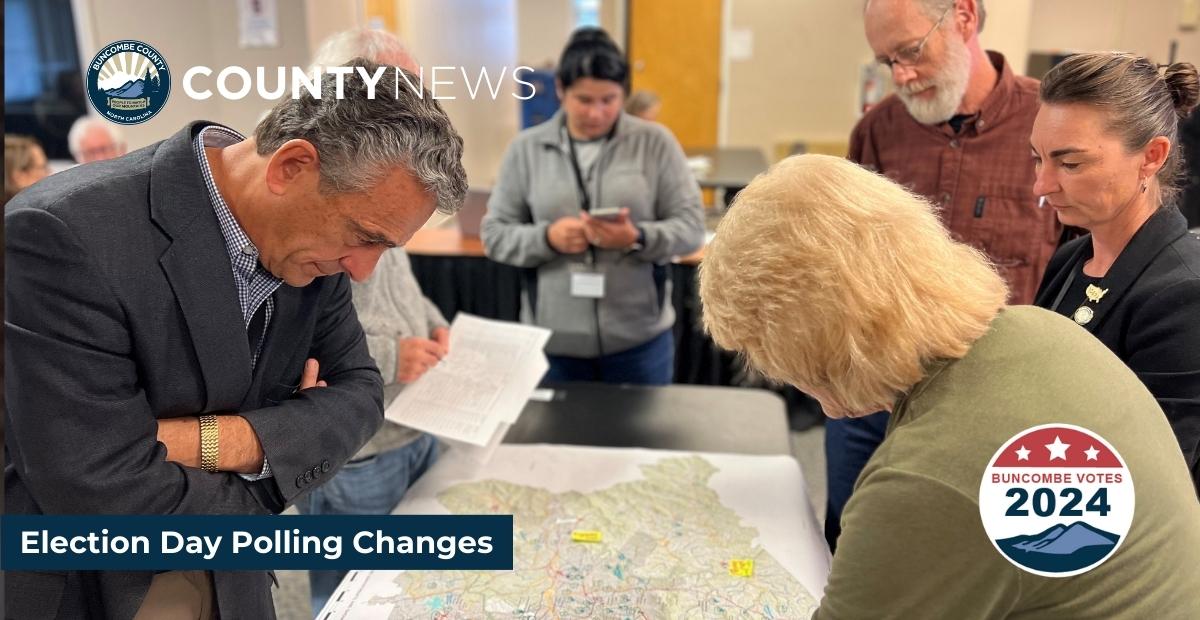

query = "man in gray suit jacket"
[[4, 62, 466, 618]]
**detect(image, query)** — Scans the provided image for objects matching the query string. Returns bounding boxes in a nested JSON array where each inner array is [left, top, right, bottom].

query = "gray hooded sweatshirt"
[[482, 110, 705, 357]]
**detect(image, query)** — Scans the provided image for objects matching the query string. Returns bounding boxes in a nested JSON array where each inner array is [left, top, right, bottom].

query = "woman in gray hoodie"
[[482, 28, 705, 385]]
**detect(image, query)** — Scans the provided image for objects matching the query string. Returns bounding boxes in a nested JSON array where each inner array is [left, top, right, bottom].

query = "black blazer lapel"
[[1034, 236, 1091, 308], [241, 283, 309, 411], [1086, 207, 1189, 332], [151, 122, 254, 411]]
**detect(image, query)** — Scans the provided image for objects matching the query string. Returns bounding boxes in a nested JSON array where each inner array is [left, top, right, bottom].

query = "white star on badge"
[[1015, 445, 1031, 461], [1046, 436, 1071, 461], [1084, 446, 1100, 461]]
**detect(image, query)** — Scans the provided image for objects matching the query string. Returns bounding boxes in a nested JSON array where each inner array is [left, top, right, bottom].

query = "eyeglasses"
[[876, 5, 952, 70]]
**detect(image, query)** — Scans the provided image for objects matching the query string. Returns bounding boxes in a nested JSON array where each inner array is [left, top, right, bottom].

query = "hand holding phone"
[[581, 207, 638, 249], [588, 206, 625, 221]]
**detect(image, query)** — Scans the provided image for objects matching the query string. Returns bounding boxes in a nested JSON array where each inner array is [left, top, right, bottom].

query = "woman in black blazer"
[[1032, 52, 1200, 493]]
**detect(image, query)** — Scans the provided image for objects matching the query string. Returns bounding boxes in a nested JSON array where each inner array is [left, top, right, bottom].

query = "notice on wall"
[[727, 29, 754, 61], [238, 0, 279, 49]]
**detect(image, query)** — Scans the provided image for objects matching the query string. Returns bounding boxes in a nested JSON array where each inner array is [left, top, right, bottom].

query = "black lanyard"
[[563, 116, 618, 213], [1050, 255, 1107, 317], [1048, 262, 1079, 312], [566, 130, 593, 213]]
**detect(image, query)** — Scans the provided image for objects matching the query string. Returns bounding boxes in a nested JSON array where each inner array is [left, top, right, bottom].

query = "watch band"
[[199, 414, 219, 472], [629, 226, 646, 251]]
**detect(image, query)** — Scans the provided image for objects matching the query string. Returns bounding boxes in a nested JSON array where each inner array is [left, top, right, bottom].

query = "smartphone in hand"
[[589, 206, 624, 221]]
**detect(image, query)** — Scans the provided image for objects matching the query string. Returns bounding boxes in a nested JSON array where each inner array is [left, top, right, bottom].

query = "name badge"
[[570, 271, 606, 298]]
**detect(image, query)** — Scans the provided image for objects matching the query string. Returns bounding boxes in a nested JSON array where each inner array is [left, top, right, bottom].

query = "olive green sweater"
[[815, 306, 1200, 619]]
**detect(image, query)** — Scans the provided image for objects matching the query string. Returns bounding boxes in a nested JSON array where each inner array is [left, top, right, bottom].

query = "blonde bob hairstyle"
[[700, 154, 1007, 416]]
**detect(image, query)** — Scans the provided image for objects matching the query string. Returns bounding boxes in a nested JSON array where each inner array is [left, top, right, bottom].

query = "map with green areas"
[[321, 445, 828, 619]]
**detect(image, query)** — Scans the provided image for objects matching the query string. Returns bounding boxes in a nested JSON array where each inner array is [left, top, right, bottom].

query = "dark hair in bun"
[[556, 27, 628, 92], [1164, 62, 1199, 118]]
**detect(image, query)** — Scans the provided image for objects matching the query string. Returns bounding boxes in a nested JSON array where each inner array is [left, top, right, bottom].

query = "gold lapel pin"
[[1085, 284, 1109, 304]]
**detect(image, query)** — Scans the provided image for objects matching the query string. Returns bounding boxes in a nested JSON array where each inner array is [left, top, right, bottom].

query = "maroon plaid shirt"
[[849, 52, 1058, 304]]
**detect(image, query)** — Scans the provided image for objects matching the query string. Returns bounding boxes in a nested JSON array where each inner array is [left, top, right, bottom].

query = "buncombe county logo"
[[86, 40, 170, 125], [978, 424, 1134, 578]]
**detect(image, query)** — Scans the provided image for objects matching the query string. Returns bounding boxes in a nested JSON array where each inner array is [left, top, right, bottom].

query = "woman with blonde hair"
[[1032, 52, 1200, 493], [700, 153, 1200, 617]]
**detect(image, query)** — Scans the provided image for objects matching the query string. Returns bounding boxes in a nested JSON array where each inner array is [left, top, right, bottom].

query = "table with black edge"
[[503, 382, 792, 456], [685, 146, 770, 210]]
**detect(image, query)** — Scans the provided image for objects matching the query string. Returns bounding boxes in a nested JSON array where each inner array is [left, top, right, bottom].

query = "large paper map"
[[320, 444, 829, 619]]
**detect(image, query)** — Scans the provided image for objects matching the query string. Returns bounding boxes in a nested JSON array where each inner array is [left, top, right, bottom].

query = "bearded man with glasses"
[[824, 0, 1058, 552]]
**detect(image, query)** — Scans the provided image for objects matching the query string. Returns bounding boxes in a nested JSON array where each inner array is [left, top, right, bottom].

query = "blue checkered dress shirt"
[[193, 125, 283, 480]]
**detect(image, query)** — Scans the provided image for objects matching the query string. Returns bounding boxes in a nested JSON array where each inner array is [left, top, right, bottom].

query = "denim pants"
[[544, 329, 675, 386], [296, 433, 438, 614], [823, 411, 889, 552]]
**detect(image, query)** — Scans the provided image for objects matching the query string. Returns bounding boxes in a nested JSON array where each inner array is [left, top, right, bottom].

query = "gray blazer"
[[4, 122, 384, 619]]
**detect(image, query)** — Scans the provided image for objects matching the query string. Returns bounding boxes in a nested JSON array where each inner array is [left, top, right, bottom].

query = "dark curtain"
[[408, 255, 824, 429]]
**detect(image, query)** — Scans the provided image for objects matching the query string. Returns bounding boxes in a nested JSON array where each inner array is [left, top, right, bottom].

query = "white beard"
[[896, 35, 972, 125]]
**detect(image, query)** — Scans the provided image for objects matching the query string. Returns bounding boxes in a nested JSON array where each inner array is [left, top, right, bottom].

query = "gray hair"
[[866, 0, 987, 34], [254, 59, 467, 214], [1041, 52, 1200, 205], [920, 0, 986, 33], [67, 115, 123, 159], [310, 28, 419, 73]]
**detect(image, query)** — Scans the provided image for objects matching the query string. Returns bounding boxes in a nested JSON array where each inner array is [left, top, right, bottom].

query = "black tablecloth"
[[408, 254, 823, 428], [505, 382, 793, 455], [409, 255, 732, 382]]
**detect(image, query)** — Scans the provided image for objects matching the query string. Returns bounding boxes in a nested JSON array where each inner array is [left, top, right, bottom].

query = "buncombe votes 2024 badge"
[[979, 424, 1134, 577], [86, 40, 171, 125]]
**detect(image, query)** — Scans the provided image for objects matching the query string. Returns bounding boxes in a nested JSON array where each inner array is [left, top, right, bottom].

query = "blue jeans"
[[544, 329, 674, 385], [824, 411, 889, 552], [296, 433, 438, 614]]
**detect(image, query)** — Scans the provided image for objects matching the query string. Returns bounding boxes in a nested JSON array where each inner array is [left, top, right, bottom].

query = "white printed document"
[[384, 313, 550, 447]]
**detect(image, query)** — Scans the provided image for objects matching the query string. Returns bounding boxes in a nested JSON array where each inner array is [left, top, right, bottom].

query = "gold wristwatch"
[[199, 414, 219, 472]]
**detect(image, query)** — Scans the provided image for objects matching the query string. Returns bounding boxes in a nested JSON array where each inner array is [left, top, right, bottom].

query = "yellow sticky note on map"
[[729, 559, 754, 577], [570, 530, 603, 543]]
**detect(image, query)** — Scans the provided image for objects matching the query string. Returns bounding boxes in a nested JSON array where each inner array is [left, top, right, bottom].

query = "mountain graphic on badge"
[[995, 522, 1120, 573], [105, 77, 148, 98], [98, 56, 161, 101], [86, 41, 171, 125]]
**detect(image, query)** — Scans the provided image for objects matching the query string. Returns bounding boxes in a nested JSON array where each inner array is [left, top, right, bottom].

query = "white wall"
[[1029, 0, 1200, 63], [516, 0, 574, 68], [401, 0, 521, 188], [306, 0, 360, 55], [721, 0, 873, 157], [73, 0, 311, 150], [980, 0, 1033, 75]]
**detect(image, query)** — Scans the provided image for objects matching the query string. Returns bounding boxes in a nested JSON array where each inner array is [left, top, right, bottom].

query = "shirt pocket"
[[602, 165, 653, 219], [966, 183, 1050, 303]]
